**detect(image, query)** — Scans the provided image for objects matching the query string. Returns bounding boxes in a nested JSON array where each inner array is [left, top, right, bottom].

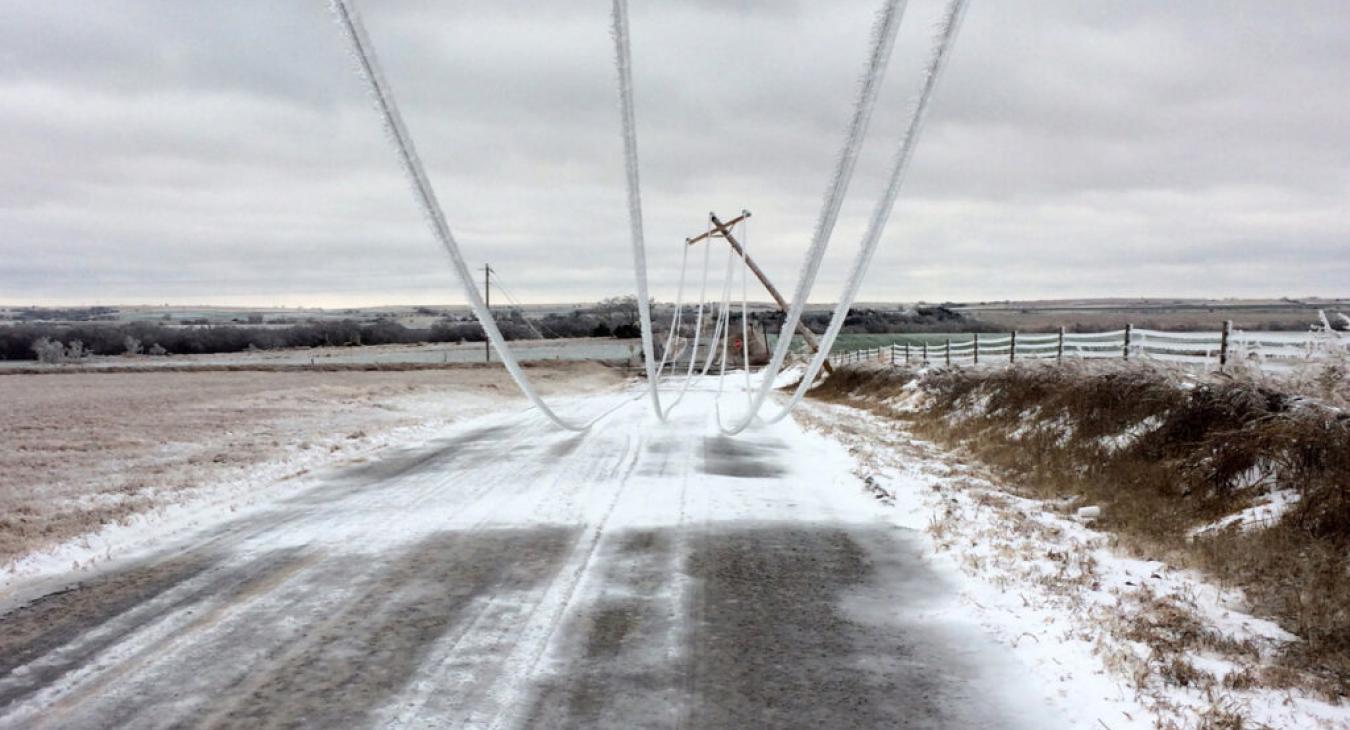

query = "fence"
[[830, 322, 1350, 373]]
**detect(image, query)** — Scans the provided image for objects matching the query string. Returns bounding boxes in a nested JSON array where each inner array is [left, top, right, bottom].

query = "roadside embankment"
[[811, 360, 1349, 698]]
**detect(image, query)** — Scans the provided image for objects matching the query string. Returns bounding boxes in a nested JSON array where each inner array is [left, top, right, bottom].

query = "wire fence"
[[830, 322, 1350, 372]]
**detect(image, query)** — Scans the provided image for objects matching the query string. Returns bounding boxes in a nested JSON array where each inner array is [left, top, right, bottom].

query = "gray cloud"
[[2, 0, 1347, 306]]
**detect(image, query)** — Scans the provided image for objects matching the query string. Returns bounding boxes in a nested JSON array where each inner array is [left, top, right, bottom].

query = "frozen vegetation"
[[811, 359, 1350, 725]]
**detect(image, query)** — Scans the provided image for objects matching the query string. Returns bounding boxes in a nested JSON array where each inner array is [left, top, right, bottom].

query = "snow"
[[0, 387, 518, 594], [1190, 488, 1301, 538], [1096, 415, 1163, 453], [793, 398, 1348, 730], [2, 369, 1342, 727], [770, 362, 806, 388], [0, 374, 1074, 727]]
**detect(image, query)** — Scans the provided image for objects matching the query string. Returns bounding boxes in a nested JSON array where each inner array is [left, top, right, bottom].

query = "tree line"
[[0, 299, 993, 362], [0, 298, 650, 361]]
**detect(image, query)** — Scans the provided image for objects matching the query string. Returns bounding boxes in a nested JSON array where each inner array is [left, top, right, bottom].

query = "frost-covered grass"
[[810, 360, 1350, 705], [0, 363, 623, 569], [795, 396, 1349, 729], [0, 338, 639, 371]]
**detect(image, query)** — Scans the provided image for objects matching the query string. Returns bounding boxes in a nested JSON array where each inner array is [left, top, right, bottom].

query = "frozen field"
[[0, 338, 639, 371], [0, 363, 623, 564]]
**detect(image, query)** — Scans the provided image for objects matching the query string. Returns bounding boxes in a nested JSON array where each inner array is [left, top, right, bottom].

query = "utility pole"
[[484, 264, 492, 363], [688, 210, 833, 374]]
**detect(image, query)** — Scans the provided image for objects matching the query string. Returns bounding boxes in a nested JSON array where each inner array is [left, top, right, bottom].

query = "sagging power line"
[[331, 0, 969, 432]]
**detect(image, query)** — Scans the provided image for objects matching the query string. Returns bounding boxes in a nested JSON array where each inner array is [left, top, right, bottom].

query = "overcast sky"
[[2, 1, 1347, 307]]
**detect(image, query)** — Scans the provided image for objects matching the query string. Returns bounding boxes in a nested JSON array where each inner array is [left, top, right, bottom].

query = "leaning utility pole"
[[687, 210, 832, 373], [483, 264, 492, 363]]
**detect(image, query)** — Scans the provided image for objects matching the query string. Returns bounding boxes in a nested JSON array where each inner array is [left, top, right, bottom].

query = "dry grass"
[[811, 360, 1350, 698], [0, 362, 623, 565]]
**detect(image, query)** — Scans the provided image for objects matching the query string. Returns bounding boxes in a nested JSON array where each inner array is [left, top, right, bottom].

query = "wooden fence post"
[[1057, 326, 1065, 364], [945, 338, 952, 366], [973, 333, 980, 365], [1009, 331, 1017, 363], [1123, 323, 1132, 361], [1220, 320, 1232, 371]]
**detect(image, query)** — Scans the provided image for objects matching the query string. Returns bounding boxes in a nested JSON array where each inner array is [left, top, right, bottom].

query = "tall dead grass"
[[812, 360, 1350, 697]]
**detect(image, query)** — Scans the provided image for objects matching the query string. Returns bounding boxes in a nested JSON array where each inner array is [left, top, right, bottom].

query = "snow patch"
[[1190, 489, 1300, 538]]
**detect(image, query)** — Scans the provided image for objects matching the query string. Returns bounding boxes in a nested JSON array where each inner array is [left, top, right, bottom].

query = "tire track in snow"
[[381, 417, 642, 726], [483, 429, 645, 730]]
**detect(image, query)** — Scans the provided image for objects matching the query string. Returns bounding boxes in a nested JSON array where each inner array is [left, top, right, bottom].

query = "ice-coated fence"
[[831, 322, 1350, 372]]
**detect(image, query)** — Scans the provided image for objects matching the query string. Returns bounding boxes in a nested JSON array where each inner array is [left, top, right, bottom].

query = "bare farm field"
[[0, 363, 624, 572]]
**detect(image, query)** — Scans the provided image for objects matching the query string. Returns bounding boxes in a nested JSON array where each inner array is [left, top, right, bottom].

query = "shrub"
[[31, 338, 63, 364]]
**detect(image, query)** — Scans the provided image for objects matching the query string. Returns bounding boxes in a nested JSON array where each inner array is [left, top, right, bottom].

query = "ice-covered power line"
[[763, 0, 971, 425], [610, 0, 669, 422], [716, 0, 908, 435], [654, 240, 693, 378], [659, 222, 715, 417], [738, 217, 752, 400], [488, 274, 554, 340], [611, 0, 907, 430], [336, 0, 959, 434], [702, 240, 739, 378], [713, 217, 758, 429], [330, 0, 609, 431], [661, 218, 736, 418]]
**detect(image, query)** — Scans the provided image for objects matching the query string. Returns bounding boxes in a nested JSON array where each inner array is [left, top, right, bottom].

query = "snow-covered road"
[[0, 379, 1065, 728]]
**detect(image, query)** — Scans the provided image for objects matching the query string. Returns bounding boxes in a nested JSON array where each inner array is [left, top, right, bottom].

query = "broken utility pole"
[[687, 210, 832, 374]]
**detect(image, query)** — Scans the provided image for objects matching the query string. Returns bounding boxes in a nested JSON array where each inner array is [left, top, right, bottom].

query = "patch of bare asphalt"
[[524, 528, 681, 728], [190, 526, 580, 729], [523, 523, 1020, 729], [700, 435, 788, 479], [0, 547, 309, 711]]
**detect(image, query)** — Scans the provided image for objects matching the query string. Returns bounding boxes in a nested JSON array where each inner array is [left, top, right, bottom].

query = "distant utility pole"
[[484, 263, 492, 363]]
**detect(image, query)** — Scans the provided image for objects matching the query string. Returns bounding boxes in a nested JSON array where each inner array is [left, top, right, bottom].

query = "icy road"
[[0, 380, 1065, 728]]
